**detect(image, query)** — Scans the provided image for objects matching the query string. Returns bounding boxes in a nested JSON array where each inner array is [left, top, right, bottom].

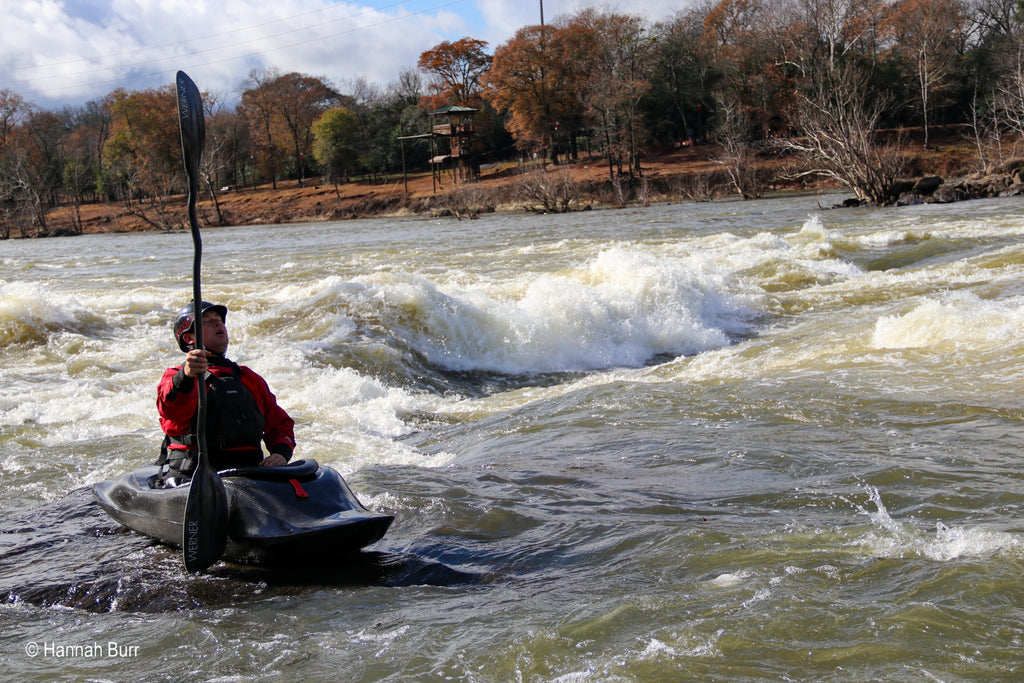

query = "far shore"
[[22, 134, 984, 238]]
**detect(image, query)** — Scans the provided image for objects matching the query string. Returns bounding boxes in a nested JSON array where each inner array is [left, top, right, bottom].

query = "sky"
[[1, 0, 687, 110]]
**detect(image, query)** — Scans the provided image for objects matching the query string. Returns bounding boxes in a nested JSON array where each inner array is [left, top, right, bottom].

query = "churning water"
[[2, 192, 1023, 680]]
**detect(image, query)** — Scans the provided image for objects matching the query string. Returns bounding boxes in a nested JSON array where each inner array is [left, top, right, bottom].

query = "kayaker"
[[156, 301, 295, 483]]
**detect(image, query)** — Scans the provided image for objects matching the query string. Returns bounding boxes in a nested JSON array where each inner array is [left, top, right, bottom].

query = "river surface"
[[1, 193, 1023, 681]]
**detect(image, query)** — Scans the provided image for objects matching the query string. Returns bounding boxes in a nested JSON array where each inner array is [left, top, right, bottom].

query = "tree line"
[[3, 0, 1024, 237]]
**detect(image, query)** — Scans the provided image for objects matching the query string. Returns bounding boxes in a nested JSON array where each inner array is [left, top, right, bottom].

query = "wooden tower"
[[429, 105, 479, 188]]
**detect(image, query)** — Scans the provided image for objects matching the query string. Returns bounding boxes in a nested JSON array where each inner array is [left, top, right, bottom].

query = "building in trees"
[[429, 105, 479, 188]]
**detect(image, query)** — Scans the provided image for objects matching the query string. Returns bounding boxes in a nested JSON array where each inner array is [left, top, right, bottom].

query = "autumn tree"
[[275, 73, 339, 185], [103, 86, 182, 229], [483, 25, 562, 162], [418, 38, 492, 109], [57, 106, 98, 234], [239, 68, 282, 188], [557, 9, 656, 179], [700, 0, 794, 136], [239, 68, 338, 188]]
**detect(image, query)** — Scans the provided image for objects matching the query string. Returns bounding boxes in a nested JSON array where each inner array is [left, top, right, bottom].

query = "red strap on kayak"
[[289, 478, 309, 499]]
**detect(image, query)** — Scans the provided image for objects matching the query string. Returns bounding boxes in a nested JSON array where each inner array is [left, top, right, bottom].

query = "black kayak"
[[93, 460, 393, 566]]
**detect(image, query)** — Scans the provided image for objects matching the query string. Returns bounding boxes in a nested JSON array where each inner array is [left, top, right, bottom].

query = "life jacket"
[[157, 364, 265, 480]]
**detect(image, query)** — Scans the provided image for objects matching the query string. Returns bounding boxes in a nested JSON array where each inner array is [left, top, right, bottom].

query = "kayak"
[[93, 459, 393, 566]]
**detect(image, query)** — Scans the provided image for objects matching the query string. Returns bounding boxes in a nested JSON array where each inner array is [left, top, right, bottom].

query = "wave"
[[318, 246, 765, 377], [871, 292, 1024, 351], [0, 281, 110, 347]]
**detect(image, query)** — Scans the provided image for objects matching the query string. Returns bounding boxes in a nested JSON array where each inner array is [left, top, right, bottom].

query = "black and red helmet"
[[173, 301, 227, 351]]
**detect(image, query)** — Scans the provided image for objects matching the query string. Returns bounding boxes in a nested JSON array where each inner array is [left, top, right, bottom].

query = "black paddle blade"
[[182, 465, 229, 572], [175, 71, 204, 187]]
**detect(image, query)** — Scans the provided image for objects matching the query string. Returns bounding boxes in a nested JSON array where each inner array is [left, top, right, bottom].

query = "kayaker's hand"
[[182, 349, 209, 377], [261, 453, 287, 467]]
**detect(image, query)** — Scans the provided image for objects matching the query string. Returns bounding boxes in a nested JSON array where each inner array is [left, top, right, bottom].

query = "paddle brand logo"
[[177, 82, 191, 123], [186, 520, 200, 561]]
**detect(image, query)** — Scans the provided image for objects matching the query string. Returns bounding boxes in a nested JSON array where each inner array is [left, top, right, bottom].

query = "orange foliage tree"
[[417, 37, 491, 109], [484, 11, 655, 176], [700, 0, 793, 137], [483, 25, 563, 163], [556, 9, 655, 179], [239, 68, 339, 188], [103, 86, 182, 229]]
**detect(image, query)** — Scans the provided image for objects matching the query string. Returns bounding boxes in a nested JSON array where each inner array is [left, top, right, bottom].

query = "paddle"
[[176, 70, 228, 572]]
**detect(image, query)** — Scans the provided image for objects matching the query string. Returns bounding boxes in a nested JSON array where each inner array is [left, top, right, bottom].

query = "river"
[[1, 193, 1023, 681]]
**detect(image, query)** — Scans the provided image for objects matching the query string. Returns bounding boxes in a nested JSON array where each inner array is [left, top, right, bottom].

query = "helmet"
[[173, 301, 228, 352]]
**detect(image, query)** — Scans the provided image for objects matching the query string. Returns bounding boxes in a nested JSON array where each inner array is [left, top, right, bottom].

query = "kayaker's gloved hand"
[[261, 453, 288, 467]]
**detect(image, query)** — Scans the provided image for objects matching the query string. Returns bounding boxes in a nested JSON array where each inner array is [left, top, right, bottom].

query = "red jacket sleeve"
[[156, 366, 197, 438]]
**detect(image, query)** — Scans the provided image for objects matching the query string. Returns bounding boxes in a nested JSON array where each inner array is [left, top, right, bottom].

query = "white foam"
[[340, 245, 762, 375], [709, 570, 753, 587], [871, 292, 1024, 351], [853, 486, 1021, 561], [0, 280, 99, 346]]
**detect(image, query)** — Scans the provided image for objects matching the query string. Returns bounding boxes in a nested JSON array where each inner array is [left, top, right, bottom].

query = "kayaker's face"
[[185, 311, 229, 354]]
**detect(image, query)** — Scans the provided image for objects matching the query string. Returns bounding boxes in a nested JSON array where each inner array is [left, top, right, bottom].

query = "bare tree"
[[779, 61, 906, 204], [199, 91, 234, 225], [991, 40, 1024, 149], [515, 167, 581, 212], [0, 89, 32, 149], [883, 0, 968, 147], [712, 92, 761, 198]]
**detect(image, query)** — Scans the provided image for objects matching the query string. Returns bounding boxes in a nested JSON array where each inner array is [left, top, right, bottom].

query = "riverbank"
[[42, 145, 733, 236], [35, 132, 983, 237]]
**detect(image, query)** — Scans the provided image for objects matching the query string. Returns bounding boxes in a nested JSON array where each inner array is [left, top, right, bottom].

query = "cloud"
[[0, 0, 685, 109]]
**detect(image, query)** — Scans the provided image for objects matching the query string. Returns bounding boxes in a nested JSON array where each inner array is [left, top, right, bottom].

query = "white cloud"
[[0, 0, 687, 109]]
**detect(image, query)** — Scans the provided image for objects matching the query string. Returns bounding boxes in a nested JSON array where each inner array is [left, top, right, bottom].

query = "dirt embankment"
[[36, 135, 983, 237]]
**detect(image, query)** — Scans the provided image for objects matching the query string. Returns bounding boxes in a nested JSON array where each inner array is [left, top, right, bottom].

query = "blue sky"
[[0, 0, 686, 109]]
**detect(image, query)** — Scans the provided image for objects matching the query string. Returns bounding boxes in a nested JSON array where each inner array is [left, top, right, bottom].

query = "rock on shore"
[[897, 158, 1024, 205]]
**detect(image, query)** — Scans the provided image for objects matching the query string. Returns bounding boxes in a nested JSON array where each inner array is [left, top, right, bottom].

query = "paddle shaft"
[[177, 70, 227, 572], [187, 157, 207, 457]]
